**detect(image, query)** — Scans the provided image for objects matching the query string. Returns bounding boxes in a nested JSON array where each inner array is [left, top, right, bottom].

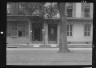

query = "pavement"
[[7, 48, 92, 50], [6, 48, 92, 65]]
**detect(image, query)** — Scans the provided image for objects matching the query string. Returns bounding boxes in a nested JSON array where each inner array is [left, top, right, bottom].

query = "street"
[[6, 48, 92, 65]]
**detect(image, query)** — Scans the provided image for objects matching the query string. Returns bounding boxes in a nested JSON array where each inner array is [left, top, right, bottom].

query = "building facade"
[[7, 3, 93, 48]]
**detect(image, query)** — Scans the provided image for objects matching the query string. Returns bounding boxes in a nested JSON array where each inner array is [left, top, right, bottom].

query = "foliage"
[[8, 2, 59, 18]]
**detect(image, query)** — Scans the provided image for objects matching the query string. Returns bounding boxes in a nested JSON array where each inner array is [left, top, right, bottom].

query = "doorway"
[[32, 23, 43, 44], [48, 24, 57, 44]]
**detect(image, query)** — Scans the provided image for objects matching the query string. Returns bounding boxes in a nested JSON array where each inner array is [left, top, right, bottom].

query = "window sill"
[[67, 36, 73, 38], [11, 36, 18, 38], [83, 36, 91, 38]]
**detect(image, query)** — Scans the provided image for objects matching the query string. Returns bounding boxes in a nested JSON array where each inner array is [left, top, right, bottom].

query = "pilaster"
[[44, 23, 48, 45], [57, 24, 60, 44], [72, 3, 76, 18], [90, 3, 93, 18]]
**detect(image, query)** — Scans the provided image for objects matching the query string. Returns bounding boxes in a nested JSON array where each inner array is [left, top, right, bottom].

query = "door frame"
[[48, 24, 58, 44]]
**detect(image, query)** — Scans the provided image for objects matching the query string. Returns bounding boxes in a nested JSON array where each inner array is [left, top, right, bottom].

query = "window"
[[7, 21, 29, 37], [67, 24, 73, 36], [18, 22, 26, 37], [18, 3, 25, 11], [7, 3, 11, 13], [66, 3, 73, 17], [7, 21, 18, 37], [84, 24, 91, 36], [51, 28, 54, 34], [7, 22, 12, 36], [11, 22, 18, 37], [84, 7, 90, 17], [83, 3, 90, 17]]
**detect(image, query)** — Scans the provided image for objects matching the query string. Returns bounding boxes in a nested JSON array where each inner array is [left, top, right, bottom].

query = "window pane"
[[22, 32, 25, 36], [88, 32, 90, 36], [7, 4, 11, 13], [67, 25, 69, 31], [84, 32, 87, 36], [11, 22, 18, 37], [84, 24, 91, 36], [84, 8, 90, 17], [18, 31, 22, 37], [70, 32, 72, 36], [88, 24, 91, 31], [84, 25, 87, 31], [51, 28, 54, 34], [7, 21, 12, 37], [67, 8, 72, 17], [25, 22, 29, 36], [70, 25, 72, 31], [12, 30, 17, 36], [67, 32, 69, 36], [18, 22, 23, 37], [66, 4, 72, 17], [17, 21, 28, 37], [85, 3, 90, 7], [7, 31, 11, 36], [67, 24, 72, 36], [7, 22, 11, 31]]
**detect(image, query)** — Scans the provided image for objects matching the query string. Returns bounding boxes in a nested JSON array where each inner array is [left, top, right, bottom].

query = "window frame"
[[84, 6, 90, 17], [66, 3, 73, 17], [7, 20, 29, 37], [84, 24, 91, 37], [82, 3, 90, 18], [11, 22, 18, 37], [67, 24, 73, 37], [7, 3, 11, 13]]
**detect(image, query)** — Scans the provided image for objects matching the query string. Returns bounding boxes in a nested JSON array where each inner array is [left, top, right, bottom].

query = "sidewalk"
[[6, 48, 92, 50], [7, 48, 92, 65]]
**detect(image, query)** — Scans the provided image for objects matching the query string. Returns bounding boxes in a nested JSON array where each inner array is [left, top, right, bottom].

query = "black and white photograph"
[[6, 2, 93, 65]]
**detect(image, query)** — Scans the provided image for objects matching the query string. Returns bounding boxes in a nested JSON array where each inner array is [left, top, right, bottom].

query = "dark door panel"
[[32, 23, 43, 43], [48, 24, 57, 42]]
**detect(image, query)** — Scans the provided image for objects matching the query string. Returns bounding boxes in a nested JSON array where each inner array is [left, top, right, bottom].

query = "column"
[[72, 3, 76, 17], [28, 21, 30, 44], [57, 24, 60, 44], [44, 23, 48, 45], [30, 21, 32, 44]]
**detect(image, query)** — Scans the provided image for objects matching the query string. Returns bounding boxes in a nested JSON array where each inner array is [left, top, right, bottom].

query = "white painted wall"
[[90, 3, 93, 18], [67, 23, 93, 42], [76, 3, 81, 18], [7, 37, 30, 44]]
